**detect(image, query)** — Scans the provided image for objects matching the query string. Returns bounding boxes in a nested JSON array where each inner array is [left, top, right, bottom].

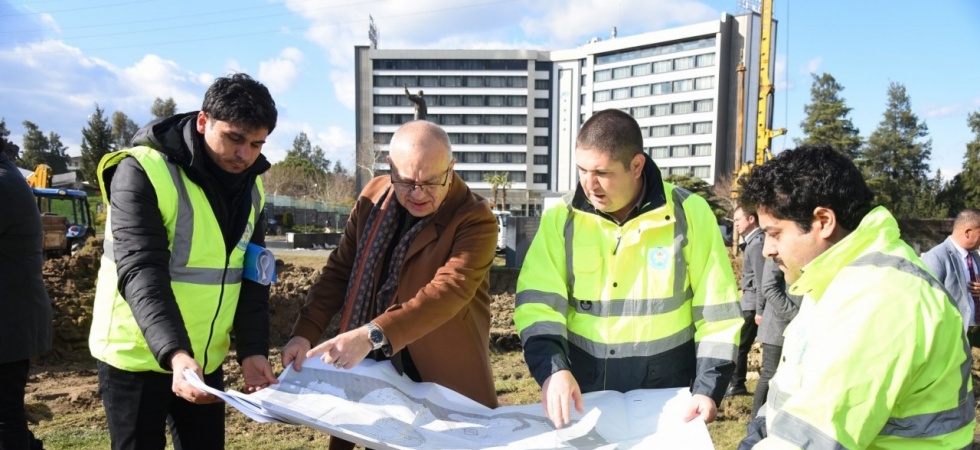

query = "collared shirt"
[[595, 178, 648, 226], [951, 240, 975, 284]]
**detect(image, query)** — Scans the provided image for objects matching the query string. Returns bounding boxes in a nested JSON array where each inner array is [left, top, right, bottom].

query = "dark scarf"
[[339, 187, 431, 332]]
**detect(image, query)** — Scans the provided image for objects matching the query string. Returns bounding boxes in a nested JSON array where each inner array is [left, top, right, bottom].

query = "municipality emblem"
[[237, 222, 253, 251], [648, 247, 670, 270]]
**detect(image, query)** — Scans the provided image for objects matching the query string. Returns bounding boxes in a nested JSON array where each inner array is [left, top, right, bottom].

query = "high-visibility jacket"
[[88, 147, 264, 374], [758, 207, 974, 449], [515, 168, 741, 402]]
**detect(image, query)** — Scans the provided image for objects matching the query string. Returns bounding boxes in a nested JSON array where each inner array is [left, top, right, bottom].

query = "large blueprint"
[[188, 358, 714, 449]]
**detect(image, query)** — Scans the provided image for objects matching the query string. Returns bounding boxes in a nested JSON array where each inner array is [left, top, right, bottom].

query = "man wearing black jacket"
[[89, 73, 278, 450], [0, 149, 51, 450]]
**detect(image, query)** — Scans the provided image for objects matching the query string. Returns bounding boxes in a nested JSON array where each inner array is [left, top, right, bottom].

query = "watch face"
[[370, 328, 384, 345]]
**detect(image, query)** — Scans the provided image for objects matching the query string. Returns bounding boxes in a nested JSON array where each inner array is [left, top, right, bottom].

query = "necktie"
[[967, 254, 979, 324]]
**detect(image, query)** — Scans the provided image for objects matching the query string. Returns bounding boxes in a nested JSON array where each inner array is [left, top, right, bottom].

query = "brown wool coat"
[[292, 174, 499, 437]]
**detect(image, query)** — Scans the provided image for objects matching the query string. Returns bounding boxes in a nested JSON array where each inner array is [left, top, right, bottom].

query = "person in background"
[[749, 257, 801, 417], [515, 109, 742, 429], [282, 120, 499, 450], [0, 145, 52, 450], [89, 73, 279, 450], [922, 208, 980, 345], [738, 144, 972, 449], [728, 205, 764, 397]]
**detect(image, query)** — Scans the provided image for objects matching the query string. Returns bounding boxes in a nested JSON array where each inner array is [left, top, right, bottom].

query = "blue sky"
[[1, 0, 978, 177]]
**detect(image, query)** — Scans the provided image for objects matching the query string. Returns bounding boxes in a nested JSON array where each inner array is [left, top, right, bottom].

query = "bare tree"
[[356, 139, 385, 191]]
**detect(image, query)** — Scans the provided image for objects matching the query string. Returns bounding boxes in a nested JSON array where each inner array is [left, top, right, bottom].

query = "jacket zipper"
[[202, 253, 230, 371]]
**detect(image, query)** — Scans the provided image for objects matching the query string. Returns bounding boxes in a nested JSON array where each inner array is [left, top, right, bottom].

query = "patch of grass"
[[491, 350, 540, 406], [277, 254, 327, 271]]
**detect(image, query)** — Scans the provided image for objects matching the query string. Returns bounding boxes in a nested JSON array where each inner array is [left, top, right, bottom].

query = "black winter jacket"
[[101, 112, 271, 371], [0, 152, 52, 363]]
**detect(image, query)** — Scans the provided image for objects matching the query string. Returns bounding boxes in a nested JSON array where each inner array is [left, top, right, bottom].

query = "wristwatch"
[[366, 322, 385, 351]]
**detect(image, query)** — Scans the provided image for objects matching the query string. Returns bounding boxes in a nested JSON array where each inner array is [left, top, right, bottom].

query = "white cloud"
[[802, 57, 821, 75], [923, 104, 962, 119], [263, 119, 356, 169], [520, 0, 717, 46], [258, 47, 304, 94]]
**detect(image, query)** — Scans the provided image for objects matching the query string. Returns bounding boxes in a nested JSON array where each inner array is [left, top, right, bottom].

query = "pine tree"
[[80, 105, 115, 184], [44, 132, 69, 173], [19, 121, 49, 169], [0, 118, 20, 161], [859, 82, 932, 218], [959, 109, 980, 208], [795, 73, 862, 160]]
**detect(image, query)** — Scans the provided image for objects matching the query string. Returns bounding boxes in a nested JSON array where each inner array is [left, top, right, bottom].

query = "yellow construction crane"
[[732, 0, 785, 198]]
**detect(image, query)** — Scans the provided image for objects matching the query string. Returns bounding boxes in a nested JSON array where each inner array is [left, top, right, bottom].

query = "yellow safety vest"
[[757, 207, 974, 449], [515, 183, 741, 395], [89, 147, 263, 374]]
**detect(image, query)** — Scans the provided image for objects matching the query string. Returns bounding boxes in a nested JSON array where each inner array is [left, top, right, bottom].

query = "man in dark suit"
[[922, 208, 980, 346], [0, 149, 52, 449], [728, 205, 764, 396]]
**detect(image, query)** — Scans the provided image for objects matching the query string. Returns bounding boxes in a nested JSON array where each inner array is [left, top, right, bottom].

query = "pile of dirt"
[[39, 239, 102, 363], [267, 261, 341, 347]]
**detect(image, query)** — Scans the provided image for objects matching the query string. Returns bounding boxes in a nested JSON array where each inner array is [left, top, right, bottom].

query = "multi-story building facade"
[[355, 12, 775, 214]]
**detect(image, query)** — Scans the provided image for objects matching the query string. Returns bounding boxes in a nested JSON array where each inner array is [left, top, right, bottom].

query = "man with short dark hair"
[[283, 120, 499, 450], [728, 205, 763, 396], [90, 73, 280, 450], [922, 208, 980, 345], [738, 145, 973, 448], [515, 109, 742, 428]]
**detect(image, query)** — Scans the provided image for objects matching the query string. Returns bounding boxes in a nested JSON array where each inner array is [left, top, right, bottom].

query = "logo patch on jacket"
[[236, 223, 253, 251], [648, 247, 670, 270]]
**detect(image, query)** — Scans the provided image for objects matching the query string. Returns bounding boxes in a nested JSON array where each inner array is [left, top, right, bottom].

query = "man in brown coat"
[[282, 120, 499, 450]]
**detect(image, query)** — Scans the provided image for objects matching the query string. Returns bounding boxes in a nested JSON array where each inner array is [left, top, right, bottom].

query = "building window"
[[652, 104, 670, 116], [595, 90, 611, 102], [535, 79, 549, 89], [693, 144, 711, 156], [694, 99, 713, 112], [595, 36, 717, 65], [486, 152, 504, 163], [534, 117, 549, 127], [595, 70, 612, 82], [534, 98, 549, 108], [672, 101, 693, 114], [441, 95, 462, 107], [534, 136, 549, 146], [632, 106, 651, 118], [652, 60, 671, 74], [631, 85, 650, 98], [673, 56, 695, 71], [581, 74, 587, 86], [441, 115, 462, 125], [669, 166, 691, 175], [534, 155, 549, 165], [509, 97, 527, 107], [419, 76, 440, 87], [460, 152, 483, 163], [651, 125, 669, 137], [509, 172, 526, 182], [612, 88, 629, 100], [648, 146, 669, 158], [693, 166, 710, 178], [695, 53, 715, 67], [652, 82, 671, 95], [671, 123, 692, 136], [672, 79, 694, 93], [694, 122, 713, 134], [612, 66, 631, 79], [632, 62, 651, 77], [671, 145, 691, 157], [695, 76, 714, 90], [533, 173, 549, 183]]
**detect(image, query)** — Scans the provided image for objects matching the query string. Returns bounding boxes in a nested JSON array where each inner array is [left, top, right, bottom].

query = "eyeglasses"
[[389, 165, 452, 193]]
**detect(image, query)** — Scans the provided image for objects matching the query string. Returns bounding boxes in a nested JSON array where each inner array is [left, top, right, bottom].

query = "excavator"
[[26, 164, 95, 257]]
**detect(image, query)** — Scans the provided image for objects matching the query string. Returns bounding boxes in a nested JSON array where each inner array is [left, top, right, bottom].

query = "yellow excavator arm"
[[26, 164, 52, 188]]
